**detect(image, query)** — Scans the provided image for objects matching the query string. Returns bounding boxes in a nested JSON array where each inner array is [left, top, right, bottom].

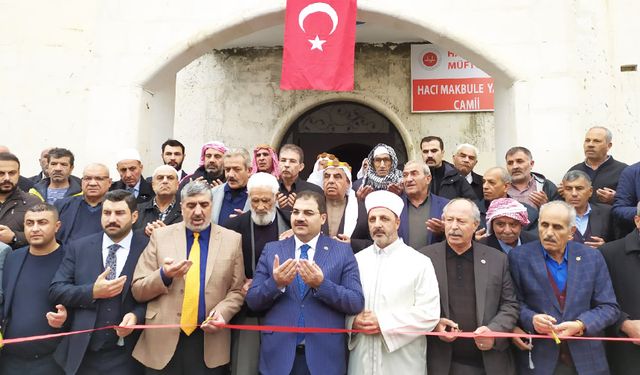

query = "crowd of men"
[[0, 127, 639, 375]]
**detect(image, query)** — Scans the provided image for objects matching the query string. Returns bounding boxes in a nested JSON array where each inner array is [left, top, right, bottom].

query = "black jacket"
[[0, 188, 42, 248], [110, 177, 154, 204], [133, 199, 183, 232], [599, 230, 640, 375], [481, 230, 538, 252], [569, 156, 628, 204], [178, 166, 226, 192], [430, 161, 478, 201]]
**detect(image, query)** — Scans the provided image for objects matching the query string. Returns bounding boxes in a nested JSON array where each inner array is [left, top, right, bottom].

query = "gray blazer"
[[211, 183, 251, 225], [419, 241, 519, 375]]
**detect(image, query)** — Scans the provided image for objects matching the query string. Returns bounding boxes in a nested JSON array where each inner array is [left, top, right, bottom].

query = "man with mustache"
[[0, 152, 42, 249], [561, 170, 612, 247], [398, 160, 449, 249], [1, 204, 67, 374], [160, 139, 189, 180], [134, 165, 183, 237], [420, 136, 478, 201], [131, 180, 245, 374], [0, 145, 35, 193], [30, 148, 82, 204], [211, 148, 252, 224], [419, 198, 519, 375], [481, 198, 537, 254], [50, 190, 149, 375], [453, 143, 484, 200], [505, 146, 560, 209], [509, 201, 619, 374], [55, 163, 113, 246], [321, 161, 372, 252], [276, 144, 322, 211], [179, 141, 227, 191], [110, 149, 154, 204], [567, 127, 627, 205], [251, 145, 280, 178], [246, 190, 364, 375], [222, 172, 292, 375], [347, 190, 440, 375]]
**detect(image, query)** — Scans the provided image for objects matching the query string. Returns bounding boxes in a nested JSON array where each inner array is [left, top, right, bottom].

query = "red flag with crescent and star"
[[280, 0, 357, 91]]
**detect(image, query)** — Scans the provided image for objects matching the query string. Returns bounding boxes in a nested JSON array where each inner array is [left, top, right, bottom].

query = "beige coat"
[[131, 222, 245, 370]]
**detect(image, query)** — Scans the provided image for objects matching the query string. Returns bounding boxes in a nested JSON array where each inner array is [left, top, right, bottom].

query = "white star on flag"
[[308, 35, 327, 51]]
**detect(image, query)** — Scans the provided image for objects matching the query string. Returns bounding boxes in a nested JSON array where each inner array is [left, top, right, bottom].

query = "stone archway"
[[279, 101, 408, 181]]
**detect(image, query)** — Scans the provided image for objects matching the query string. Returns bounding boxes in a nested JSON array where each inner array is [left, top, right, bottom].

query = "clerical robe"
[[346, 238, 441, 375]]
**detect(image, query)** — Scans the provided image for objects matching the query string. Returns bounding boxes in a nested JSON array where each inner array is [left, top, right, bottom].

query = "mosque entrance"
[[279, 101, 408, 181]]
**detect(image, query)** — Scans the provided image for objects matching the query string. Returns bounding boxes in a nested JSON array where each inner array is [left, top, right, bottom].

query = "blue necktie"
[[105, 244, 120, 280], [296, 244, 310, 344]]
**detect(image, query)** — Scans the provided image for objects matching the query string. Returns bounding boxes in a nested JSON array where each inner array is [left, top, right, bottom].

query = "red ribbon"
[[2, 323, 639, 346]]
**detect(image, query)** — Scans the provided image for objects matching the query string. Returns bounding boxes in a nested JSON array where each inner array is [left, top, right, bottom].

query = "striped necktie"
[[180, 232, 200, 335]]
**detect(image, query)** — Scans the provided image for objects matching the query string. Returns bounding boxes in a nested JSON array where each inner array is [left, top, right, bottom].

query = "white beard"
[[251, 209, 276, 226]]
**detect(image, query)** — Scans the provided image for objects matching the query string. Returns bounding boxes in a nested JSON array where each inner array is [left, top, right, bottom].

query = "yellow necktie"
[[180, 232, 200, 335]]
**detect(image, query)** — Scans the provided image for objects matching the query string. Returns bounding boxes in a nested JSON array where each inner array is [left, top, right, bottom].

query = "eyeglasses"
[[291, 209, 320, 217], [82, 176, 109, 182]]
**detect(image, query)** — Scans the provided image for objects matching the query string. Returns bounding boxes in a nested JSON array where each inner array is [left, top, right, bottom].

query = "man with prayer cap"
[[321, 160, 371, 252], [356, 143, 404, 200], [179, 141, 228, 191], [347, 190, 440, 375], [251, 145, 280, 178], [110, 148, 154, 204], [481, 197, 537, 253]]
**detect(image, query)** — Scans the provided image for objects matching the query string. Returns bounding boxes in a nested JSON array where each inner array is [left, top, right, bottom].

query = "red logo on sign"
[[422, 52, 438, 67]]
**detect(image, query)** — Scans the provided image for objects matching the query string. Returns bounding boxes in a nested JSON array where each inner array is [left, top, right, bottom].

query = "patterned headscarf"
[[199, 141, 228, 167], [364, 143, 403, 190], [485, 198, 530, 235], [251, 144, 280, 178]]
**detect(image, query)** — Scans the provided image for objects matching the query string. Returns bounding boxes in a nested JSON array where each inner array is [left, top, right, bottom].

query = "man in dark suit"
[[110, 149, 154, 204], [561, 170, 612, 246], [277, 144, 323, 211], [419, 198, 519, 375], [481, 197, 537, 253], [1, 203, 67, 374], [509, 201, 619, 374], [246, 190, 364, 375], [399, 160, 449, 249], [50, 190, 149, 375], [222, 172, 291, 375], [55, 163, 112, 245], [599, 201, 640, 375], [134, 165, 182, 237], [160, 139, 189, 181], [453, 143, 483, 200]]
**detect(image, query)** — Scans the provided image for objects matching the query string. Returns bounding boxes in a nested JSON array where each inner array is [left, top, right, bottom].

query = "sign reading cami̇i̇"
[[411, 44, 494, 112]]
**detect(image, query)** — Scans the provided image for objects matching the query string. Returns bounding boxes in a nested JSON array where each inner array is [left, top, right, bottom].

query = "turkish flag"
[[280, 0, 357, 91]]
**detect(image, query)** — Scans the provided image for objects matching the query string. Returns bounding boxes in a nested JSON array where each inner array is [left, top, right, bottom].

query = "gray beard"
[[251, 210, 276, 226]]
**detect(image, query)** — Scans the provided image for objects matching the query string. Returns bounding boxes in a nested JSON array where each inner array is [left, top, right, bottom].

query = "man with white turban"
[[347, 190, 440, 375]]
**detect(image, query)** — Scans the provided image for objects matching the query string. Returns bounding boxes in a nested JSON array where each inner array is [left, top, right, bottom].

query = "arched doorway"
[[279, 101, 408, 181]]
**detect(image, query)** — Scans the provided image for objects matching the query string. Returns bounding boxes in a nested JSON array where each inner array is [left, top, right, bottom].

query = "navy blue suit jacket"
[[246, 235, 364, 375], [49, 232, 149, 375], [509, 241, 619, 375], [398, 193, 448, 246]]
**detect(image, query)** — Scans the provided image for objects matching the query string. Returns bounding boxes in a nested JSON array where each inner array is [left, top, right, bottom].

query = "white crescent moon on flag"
[[298, 2, 338, 35]]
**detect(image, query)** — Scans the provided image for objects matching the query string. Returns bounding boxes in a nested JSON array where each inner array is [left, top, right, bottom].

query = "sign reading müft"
[[280, 0, 357, 91], [411, 44, 494, 112]]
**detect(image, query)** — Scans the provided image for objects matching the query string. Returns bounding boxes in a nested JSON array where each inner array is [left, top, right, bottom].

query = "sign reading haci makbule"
[[411, 44, 494, 112]]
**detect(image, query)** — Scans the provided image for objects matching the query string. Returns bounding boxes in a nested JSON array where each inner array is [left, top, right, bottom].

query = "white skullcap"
[[373, 146, 390, 158], [365, 190, 404, 218], [116, 148, 142, 162]]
